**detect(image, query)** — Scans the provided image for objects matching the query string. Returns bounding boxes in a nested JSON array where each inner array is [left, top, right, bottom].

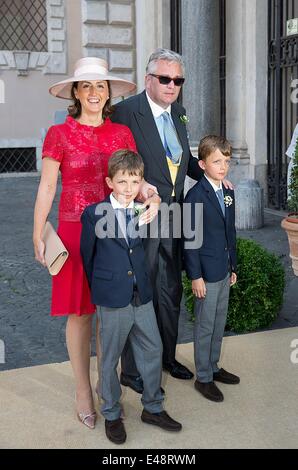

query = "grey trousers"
[[194, 273, 230, 383], [97, 301, 164, 421]]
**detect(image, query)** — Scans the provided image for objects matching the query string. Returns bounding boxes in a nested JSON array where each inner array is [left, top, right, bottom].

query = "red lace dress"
[[42, 116, 137, 316]]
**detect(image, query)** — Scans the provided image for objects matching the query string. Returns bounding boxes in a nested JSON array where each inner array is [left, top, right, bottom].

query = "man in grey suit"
[[112, 49, 204, 392]]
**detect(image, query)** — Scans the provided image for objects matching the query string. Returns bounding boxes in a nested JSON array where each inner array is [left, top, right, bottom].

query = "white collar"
[[204, 175, 223, 193], [146, 92, 171, 118], [110, 193, 134, 209]]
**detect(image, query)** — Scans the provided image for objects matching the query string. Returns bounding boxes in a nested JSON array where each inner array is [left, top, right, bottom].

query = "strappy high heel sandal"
[[77, 410, 97, 429], [75, 392, 97, 429]]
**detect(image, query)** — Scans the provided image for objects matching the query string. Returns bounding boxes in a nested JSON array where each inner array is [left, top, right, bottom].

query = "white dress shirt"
[[204, 175, 223, 194], [146, 92, 173, 147]]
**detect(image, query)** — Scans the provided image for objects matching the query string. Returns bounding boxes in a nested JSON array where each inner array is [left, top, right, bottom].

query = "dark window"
[[170, 0, 182, 103], [0, 148, 36, 173], [170, 0, 182, 54], [0, 0, 47, 52]]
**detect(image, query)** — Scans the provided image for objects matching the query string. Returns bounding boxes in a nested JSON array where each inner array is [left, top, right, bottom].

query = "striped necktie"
[[216, 188, 225, 216], [162, 111, 182, 164], [116, 208, 134, 244], [125, 208, 134, 245]]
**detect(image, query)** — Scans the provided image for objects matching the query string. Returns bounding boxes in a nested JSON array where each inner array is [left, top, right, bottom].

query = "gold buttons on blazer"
[[127, 270, 133, 276], [129, 249, 133, 254]]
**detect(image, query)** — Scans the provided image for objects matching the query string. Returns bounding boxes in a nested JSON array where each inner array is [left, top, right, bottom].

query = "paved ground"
[[2, 331, 298, 449], [0, 175, 297, 371]]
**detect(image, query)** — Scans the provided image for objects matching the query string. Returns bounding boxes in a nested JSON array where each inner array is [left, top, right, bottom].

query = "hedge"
[[182, 238, 285, 333]]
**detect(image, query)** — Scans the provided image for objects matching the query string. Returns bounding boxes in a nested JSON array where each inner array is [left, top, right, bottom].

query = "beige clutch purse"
[[42, 221, 69, 276]]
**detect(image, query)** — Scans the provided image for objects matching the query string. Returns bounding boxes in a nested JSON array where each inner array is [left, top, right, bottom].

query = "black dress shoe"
[[213, 368, 240, 384], [141, 409, 182, 432], [120, 373, 165, 395], [120, 373, 144, 394], [163, 360, 194, 380], [194, 380, 224, 402], [105, 418, 126, 444]]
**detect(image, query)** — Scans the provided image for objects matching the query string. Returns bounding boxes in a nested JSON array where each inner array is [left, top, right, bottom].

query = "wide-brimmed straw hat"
[[49, 57, 136, 100]]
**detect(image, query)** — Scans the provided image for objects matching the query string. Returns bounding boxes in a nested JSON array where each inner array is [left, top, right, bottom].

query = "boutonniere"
[[179, 114, 189, 124], [134, 203, 146, 217], [224, 195, 233, 207]]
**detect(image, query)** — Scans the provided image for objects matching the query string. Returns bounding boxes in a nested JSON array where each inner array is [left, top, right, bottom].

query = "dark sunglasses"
[[149, 74, 185, 86]]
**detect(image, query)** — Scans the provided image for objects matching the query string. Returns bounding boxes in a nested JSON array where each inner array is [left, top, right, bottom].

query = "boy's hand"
[[222, 178, 234, 190], [230, 272, 237, 286], [192, 278, 206, 299]]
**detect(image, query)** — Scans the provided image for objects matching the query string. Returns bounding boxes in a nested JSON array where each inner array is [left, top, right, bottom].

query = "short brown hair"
[[198, 135, 232, 161], [108, 149, 144, 179]]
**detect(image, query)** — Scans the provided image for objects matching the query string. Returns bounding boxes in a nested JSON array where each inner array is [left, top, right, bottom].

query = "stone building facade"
[[0, 0, 296, 209]]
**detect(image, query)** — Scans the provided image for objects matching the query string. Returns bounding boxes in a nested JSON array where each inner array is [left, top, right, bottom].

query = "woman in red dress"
[[33, 57, 160, 429]]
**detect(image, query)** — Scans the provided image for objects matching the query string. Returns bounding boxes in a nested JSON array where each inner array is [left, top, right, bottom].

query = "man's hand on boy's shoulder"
[[192, 278, 206, 299], [230, 272, 237, 286], [222, 178, 234, 190], [139, 188, 161, 225]]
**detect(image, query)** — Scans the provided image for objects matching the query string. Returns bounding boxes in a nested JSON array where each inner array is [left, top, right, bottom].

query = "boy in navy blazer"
[[80, 150, 181, 444], [184, 135, 240, 403]]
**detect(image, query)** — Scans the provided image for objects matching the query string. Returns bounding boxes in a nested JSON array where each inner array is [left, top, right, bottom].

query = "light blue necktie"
[[216, 188, 225, 216], [162, 111, 182, 164]]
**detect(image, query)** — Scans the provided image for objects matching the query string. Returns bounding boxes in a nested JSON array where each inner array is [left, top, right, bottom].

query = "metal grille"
[[0, 148, 36, 173], [268, 0, 298, 210], [0, 0, 47, 52]]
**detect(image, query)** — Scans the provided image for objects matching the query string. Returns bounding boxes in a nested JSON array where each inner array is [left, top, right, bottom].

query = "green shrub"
[[182, 238, 285, 333]]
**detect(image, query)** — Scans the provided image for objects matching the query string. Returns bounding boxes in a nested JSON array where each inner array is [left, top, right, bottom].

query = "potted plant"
[[281, 136, 298, 275]]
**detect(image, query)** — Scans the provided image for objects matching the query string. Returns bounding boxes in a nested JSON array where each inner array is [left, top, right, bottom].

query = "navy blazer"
[[111, 91, 203, 204], [80, 197, 152, 308], [183, 177, 237, 283]]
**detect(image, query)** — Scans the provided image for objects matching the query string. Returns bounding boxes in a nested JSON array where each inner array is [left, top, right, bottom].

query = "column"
[[226, 0, 250, 173], [226, 0, 268, 187], [182, 0, 220, 147]]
